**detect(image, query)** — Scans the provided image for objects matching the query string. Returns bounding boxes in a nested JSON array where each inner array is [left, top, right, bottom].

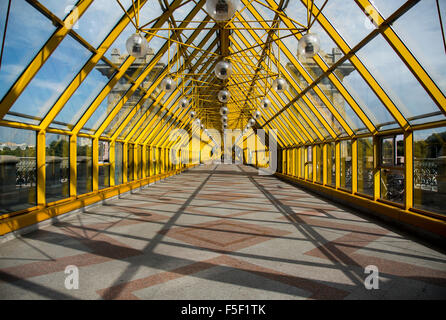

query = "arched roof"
[[0, 0, 445, 148]]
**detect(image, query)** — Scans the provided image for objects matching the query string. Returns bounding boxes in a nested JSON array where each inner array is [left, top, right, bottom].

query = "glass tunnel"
[[0, 0, 446, 301]]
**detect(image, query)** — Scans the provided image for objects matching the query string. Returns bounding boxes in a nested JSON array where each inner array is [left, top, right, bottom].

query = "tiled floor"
[[1, 164, 445, 299]]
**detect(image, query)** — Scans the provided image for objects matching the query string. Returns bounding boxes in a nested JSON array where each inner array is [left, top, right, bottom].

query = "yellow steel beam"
[[404, 130, 413, 210]]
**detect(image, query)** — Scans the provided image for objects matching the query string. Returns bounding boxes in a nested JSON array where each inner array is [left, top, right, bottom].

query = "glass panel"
[[99, 140, 109, 164], [118, 97, 155, 139], [356, 35, 441, 124], [99, 165, 110, 189], [0, 127, 36, 213], [305, 89, 345, 135], [392, 0, 446, 96], [322, 0, 372, 47], [115, 142, 123, 185], [102, 87, 146, 137], [128, 144, 134, 181], [315, 144, 323, 183], [340, 140, 352, 190], [358, 137, 374, 196], [81, 76, 133, 134], [381, 134, 404, 167], [137, 145, 142, 179], [77, 137, 92, 195], [76, 0, 132, 48], [413, 127, 446, 215], [318, 76, 365, 132], [380, 168, 405, 204], [51, 59, 116, 130], [159, 148, 164, 174], [334, 68, 397, 130], [0, 0, 56, 102], [46, 133, 69, 202], [5, 35, 91, 125], [152, 147, 157, 175], [40, 0, 78, 20], [327, 142, 336, 186], [371, 0, 406, 18], [306, 146, 313, 180], [381, 137, 394, 166], [145, 146, 150, 177]]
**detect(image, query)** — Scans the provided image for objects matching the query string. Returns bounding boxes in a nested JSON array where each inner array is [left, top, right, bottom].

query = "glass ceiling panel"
[[333, 67, 398, 130], [317, 76, 366, 132], [356, 34, 442, 125], [250, 0, 276, 25], [128, 105, 161, 141], [80, 76, 133, 134], [305, 88, 346, 136], [0, 0, 57, 101], [321, 0, 371, 48], [291, 101, 330, 138], [40, 0, 79, 20], [4, 35, 92, 125], [370, 0, 406, 18], [278, 27, 326, 82], [117, 97, 155, 139], [75, 0, 132, 48], [392, 0, 446, 96], [50, 59, 117, 131], [102, 86, 147, 137]]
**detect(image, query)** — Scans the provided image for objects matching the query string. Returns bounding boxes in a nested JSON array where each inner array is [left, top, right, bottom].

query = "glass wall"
[[413, 128, 446, 215], [152, 147, 157, 175], [46, 133, 69, 202], [115, 142, 123, 185], [146, 146, 150, 177], [327, 142, 336, 187], [0, 127, 36, 213], [128, 144, 134, 182], [315, 144, 323, 183], [137, 145, 142, 179], [340, 140, 352, 190], [98, 140, 110, 189], [380, 135, 405, 204], [77, 137, 93, 195], [306, 146, 313, 180], [358, 137, 374, 196]]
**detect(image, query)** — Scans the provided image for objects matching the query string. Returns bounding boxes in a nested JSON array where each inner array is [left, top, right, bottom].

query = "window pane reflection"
[[128, 144, 134, 182], [340, 140, 352, 190], [358, 137, 374, 196], [414, 127, 446, 215], [325, 143, 334, 186], [0, 126, 36, 213], [115, 142, 123, 185], [46, 133, 69, 202], [77, 137, 92, 195]]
